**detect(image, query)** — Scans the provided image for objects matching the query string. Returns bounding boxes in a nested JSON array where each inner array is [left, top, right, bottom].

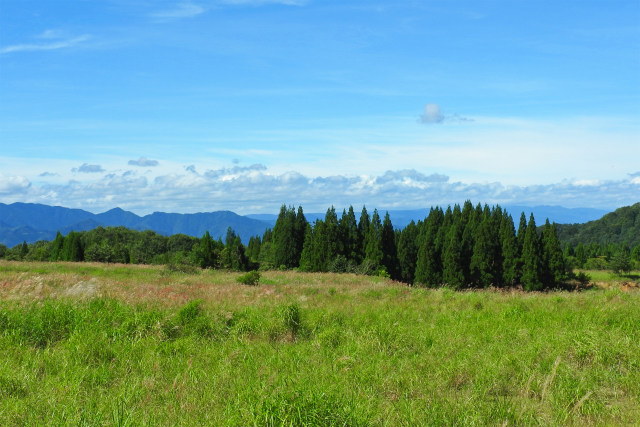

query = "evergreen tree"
[[299, 224, 315, 272], [324, 206, 340, 264], [271, 205, 298, 269], [364, 209, 383, 269], [397, 220, 418, 284], [442, 221, 465, 289], [357, 206, 370, 263], [49, 231, 64, 261], [193, 231, 218, 269], [415, 207, 444, 286], [380, 212, 399, 279], [339, 206, 359, 263], [61, 231, 83, 262], [521, 214, 544, 291], [294, 206, 307, 265], [541, 220, 566, 285], [246, 236, 262, 264], [500, 213, 519, 286], [19, 241, 29, 259]]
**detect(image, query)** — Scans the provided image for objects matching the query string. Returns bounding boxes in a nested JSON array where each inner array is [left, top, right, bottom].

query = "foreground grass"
[[0, 262, 639, 425]]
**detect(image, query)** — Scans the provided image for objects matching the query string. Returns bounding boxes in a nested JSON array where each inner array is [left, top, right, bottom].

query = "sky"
[[0, 0, 639, 215]]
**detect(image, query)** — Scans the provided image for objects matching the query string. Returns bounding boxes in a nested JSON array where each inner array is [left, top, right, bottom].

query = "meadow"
[[0, 261, 639, 426]]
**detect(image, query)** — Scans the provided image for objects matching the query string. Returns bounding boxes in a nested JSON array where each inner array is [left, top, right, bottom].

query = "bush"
[[237, 270, 261, 286]]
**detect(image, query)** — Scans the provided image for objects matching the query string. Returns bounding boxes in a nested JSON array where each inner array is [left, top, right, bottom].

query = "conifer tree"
[[415, 207, 444, 286], [357, 206, 370, 263], [339, 206, 359, 263], [442, 221, 465, 289], [397, 220, 418, 284], [364, 209, 383, 268], [50, 231, 64, 261], [272, 205, 299, 268], [521, 214, 544, 291], [324, 206, 340, 264], [500, 212, 519, 286], [380, 212, 399, 279], [541, 220, 566, 285]]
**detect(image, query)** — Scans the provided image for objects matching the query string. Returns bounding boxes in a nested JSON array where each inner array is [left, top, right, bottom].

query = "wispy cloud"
[[128, 157, 159, 167], [72, 163, 105, 174], [419, 103, 472, 124], [0, 35, 90, 54], [151, 2, 206, 20]]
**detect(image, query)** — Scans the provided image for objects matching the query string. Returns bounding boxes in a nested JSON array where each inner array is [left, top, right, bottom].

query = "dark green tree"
[[397, 220, 419, 284], [364, 209, 383, 269], [380, 212, 399, 279], [521, 214, 544, 291], [442, 221, 465, 289], [541, 220, 566, 285], [500, 213, 519, 286], [49, 231, 65, 261], [415, 207, 444, 286]]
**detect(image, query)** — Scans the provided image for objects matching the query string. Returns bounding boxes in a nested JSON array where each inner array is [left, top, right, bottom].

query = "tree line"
[[2, 201, 638, 289]]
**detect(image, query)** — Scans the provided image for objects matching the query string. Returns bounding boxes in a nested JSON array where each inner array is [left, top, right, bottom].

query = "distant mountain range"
[[0, 203, 271, 247], [0, 202, 612, 248]]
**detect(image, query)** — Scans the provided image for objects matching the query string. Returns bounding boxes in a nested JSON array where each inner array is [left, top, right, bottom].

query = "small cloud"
[[419, 103, 473, 124], [128, 157, 159, 167], [39, 172, 58, 177], [185, 165, 197, 174], [232, 158, 240, 164], [420, 103, 444, 124], [72, 163, 105, 173], [0, 175, 31, 194], [151, 2, 205, 20], [0, 34, 90, 54], [629, 171, 640, 178]]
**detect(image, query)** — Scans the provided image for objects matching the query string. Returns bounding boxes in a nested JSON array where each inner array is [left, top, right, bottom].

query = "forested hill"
[[556, 202, 640, 247], [0, 203, 270, 247]]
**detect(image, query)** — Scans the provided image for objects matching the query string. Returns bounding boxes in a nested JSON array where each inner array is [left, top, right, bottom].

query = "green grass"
[[0, 261, 639, 425]]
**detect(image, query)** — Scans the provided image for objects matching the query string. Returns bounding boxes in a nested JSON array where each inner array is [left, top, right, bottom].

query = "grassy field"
[[1, 261, 639, 426]]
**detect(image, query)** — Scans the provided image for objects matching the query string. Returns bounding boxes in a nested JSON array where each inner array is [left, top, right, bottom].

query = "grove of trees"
[[2, 201, 638, 290]]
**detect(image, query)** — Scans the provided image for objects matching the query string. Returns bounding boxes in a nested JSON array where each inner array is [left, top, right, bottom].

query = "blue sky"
[[1, 0, 639, 215]]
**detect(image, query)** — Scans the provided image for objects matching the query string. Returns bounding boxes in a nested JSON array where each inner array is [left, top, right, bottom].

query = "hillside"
[[0, 203, 270, 247], [556, 202, 640, 247]]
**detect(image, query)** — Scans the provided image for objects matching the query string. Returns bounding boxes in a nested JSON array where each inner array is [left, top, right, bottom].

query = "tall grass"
[[0, 261, 639, 425]]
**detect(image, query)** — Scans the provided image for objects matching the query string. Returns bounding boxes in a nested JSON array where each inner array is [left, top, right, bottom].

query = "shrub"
[[237, 270, 261, 286]]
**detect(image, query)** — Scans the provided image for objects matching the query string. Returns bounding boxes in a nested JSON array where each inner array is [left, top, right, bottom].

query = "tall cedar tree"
[[50, 231, 64, 261], [470, 205, 502, 287], [500, 212, 519, 286], [415, 207, 444, 286], [397, 220, 419, 284], [442, 220, 465, 289], [521, 214, 544, 291], [339, 206, 360, 264], [324, 206, 340, 264], [364, 209, 383, 268], [380, 212, 399, 279], [271, 205, 294, 268], [541, 220, 566, 284], [357, 206, 370, 264]]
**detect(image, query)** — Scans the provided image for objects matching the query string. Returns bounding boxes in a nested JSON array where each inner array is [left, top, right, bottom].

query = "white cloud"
[[0, 35, 90, 54], [419, 103, 472, 124], [128, 157, 159, 167], [0, 175, 31, 194], [420, 103, 444, 124], [72, 163, 105, 173], [7, 166, 640, 215]]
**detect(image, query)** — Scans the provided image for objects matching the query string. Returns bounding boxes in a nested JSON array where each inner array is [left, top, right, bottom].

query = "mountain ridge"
[[0, 202, 615, 248]]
